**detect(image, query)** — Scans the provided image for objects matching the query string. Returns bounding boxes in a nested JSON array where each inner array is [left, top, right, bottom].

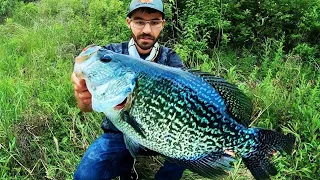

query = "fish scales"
[[74, 46, 295, 179], [127, 71, 254, 159]]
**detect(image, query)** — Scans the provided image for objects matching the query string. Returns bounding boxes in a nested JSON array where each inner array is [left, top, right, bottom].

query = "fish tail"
[[242, 129, 295, 180]]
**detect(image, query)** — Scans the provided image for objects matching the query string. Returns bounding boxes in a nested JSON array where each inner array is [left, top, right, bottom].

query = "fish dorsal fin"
[[190, 70, 253, 126], [168, 152, 235, 178]]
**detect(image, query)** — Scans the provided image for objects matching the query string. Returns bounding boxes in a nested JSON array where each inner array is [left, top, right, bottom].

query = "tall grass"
[[0, 0, 319, 179]]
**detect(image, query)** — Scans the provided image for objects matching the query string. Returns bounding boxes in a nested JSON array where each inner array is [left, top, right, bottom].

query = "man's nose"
[[142, 23, 152, 34]]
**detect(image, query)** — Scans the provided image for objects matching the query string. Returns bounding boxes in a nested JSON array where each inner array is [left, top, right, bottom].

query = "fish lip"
[[114, 97, 128, 110]]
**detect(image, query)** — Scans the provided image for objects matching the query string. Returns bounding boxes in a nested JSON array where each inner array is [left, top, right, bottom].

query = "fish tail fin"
[[242, 129, 295, 180]]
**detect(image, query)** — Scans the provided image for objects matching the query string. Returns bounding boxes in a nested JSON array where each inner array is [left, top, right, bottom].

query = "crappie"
[[74, 45, 295, 179]]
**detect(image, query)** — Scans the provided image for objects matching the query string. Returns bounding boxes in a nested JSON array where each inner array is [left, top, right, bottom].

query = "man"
[[72, 0, 186, 179]]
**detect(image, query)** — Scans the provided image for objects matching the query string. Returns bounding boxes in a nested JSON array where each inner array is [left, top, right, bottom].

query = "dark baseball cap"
[[127, 0, 164, 17]]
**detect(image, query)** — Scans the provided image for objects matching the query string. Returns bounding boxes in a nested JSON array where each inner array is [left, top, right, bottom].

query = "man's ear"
[[126, 17, 131, 29]]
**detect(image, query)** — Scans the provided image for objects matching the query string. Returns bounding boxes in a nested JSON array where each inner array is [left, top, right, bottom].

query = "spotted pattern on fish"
[[123, 72, 257, 159], [74, 47, 295, 179]]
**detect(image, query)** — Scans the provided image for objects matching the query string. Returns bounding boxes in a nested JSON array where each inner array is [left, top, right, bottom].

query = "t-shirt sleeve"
[[166, 50, 184, 68]]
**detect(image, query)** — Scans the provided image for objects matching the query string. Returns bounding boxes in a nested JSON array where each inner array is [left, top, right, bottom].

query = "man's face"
[[127, 10, 165, 51]]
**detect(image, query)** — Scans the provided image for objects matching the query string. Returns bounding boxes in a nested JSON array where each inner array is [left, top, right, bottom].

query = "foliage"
[[0, 0, 37, 23], [172, 0, 320, 65], [0, 0, 319, 179], [0, 0, 17, 23]]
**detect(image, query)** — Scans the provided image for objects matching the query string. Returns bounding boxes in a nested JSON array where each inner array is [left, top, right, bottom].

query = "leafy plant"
[[1, 0, 319, 179]]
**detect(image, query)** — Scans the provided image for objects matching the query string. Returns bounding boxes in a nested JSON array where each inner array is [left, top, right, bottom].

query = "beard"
[[132, 32, 159, 50]]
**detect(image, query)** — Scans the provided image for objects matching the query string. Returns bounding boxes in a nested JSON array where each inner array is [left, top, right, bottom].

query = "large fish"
[[74, 45, 295, 179]]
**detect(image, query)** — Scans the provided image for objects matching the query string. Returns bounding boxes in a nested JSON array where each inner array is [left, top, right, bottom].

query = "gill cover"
[[74, 45, 101, 78], [74, 45, 137, 113]]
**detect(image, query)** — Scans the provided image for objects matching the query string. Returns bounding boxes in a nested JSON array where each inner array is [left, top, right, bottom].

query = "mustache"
[[138, 34, 155, 40]]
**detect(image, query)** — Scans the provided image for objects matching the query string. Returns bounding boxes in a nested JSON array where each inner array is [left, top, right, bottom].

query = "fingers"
[[78, 90, 91, 99], [73, 81, 88, 92], [71, 72, 89, 92], [72, 72, 92, 107], [78, 91, 92, 104], [77, 92, 92, 104], [74, 89, 92, 106], [74, 85, 92, 102], [71, 72, 93, 112], [82, 98, 92, 105]]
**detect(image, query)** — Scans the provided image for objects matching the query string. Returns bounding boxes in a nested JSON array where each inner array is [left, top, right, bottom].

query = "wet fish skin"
[[73, 45, 295, 180]]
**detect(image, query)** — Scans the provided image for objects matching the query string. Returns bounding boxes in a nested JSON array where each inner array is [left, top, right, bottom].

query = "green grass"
[[0, 0, 319, 179]]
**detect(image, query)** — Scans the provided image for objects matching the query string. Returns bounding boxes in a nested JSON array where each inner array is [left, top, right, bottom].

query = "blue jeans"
[[74, 132, 185, 180]]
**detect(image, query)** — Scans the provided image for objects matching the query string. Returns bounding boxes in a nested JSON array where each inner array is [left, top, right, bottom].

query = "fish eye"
[[100, 54, 112, 63]]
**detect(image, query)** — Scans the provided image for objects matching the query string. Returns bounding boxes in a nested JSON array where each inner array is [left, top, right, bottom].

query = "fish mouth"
[[114, 97, 128, 110]]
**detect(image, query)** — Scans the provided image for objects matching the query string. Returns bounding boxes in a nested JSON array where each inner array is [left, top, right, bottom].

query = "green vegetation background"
[[0, 0, 319, 179]]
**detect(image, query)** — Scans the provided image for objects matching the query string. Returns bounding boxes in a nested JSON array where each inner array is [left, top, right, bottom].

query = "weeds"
[[0, 0, 319, 179]]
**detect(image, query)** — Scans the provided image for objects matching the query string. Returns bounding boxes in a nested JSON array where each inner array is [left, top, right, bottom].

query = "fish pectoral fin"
[[167, 152, 236, 178], [123, 134, 140, 158], [122, 111, 146, 138]]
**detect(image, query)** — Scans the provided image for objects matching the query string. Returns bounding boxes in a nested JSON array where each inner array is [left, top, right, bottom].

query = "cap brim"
[[127, 6, 164, 17]]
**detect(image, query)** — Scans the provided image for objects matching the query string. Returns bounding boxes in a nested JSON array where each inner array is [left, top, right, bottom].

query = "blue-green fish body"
[[74, 45, 295, 179]]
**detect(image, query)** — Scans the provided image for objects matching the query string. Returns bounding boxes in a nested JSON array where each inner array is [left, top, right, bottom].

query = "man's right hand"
[[71, 72, 93, 112]]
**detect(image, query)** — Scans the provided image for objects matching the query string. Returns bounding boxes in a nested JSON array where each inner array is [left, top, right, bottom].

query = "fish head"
[[74, 45, 136, 115]]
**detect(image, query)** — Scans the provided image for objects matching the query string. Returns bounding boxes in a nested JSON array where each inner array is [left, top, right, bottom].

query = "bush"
[[0, 0, 18, 23], [171, 0, 320, 64], [1, 0, 319, 179]]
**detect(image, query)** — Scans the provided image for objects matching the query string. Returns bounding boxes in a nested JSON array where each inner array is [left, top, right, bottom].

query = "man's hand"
[[71, 72, 93, 112]]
